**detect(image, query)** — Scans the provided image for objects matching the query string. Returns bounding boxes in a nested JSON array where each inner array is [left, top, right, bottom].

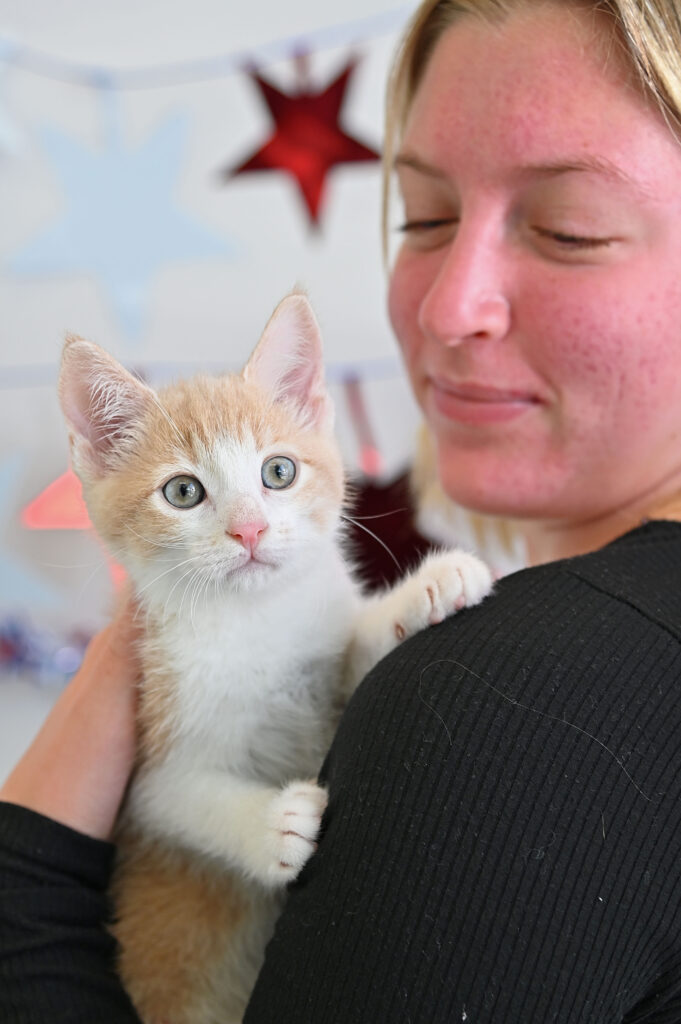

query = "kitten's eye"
[[162, 475, 205, 508], [261, 456, 296, 490]]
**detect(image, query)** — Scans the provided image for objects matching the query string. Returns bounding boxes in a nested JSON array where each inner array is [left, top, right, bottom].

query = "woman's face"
[[388, 3, 681, 522]]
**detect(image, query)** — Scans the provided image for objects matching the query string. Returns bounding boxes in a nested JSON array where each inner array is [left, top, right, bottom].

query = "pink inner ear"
[[245, 294, 331, 426], [59, 340, 152, 468], [61, 369, 104, 448], [274, 340, 321, 406]]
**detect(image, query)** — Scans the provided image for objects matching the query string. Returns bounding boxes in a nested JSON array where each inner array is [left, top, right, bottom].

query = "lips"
[[428, 376, 543, 425]]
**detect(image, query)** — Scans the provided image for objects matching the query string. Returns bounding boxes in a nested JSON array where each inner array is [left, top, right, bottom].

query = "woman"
[[4, 1, 681, 1020]]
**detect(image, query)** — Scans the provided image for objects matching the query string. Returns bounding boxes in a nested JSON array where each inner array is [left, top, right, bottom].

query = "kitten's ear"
[[243, 292, 333, 431], [58, 335, 155, 478]]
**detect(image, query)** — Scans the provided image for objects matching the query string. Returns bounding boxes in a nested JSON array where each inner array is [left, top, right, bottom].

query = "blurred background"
[[0, 0, 425, 780]]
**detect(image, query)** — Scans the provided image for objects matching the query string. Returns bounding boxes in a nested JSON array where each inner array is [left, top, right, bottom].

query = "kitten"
[[58, 293, 492, 1024]]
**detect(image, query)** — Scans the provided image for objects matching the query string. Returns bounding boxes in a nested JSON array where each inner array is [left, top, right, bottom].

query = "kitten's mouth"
[[208, 549, 277, 583], [231, 552, 275, 574]]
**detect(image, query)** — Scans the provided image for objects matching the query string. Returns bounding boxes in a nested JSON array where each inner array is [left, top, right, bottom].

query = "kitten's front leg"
[[265, 780, 328, 882], [346, 549, 493, 691], [126, 763, 327, 887]]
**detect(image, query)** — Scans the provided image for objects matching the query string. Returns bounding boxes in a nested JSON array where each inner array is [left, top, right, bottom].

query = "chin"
[[223, 558, 278, 594], [433, 445, 556, 521]]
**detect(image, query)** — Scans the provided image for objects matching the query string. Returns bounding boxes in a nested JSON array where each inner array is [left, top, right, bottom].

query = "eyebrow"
[[523, 157, 641, 189], [393, 153, 447, 178], [393, 151, 644, 192]]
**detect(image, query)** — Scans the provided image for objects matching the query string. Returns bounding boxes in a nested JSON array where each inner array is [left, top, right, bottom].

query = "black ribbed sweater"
[[3, 521, 681, 1022]]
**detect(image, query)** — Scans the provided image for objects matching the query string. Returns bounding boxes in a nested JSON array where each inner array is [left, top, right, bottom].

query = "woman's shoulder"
[[320, 523, 681, 1024], [350, 518, 681, 804], [432, 517, 681, 678], [337, 517, 681, 866], [526, 518, 681, 640], [357, 519, 681, 694]]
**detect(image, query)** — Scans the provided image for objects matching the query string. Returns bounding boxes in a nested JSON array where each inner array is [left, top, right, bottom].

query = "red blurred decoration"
[[228, 58, 380, 226], [21, 469, 90, 529], [343, 376, 384, 478], [22, 468, 126, 589]]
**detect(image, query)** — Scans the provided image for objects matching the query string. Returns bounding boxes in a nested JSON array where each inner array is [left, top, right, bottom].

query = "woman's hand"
[[0, 599, 141, 841]]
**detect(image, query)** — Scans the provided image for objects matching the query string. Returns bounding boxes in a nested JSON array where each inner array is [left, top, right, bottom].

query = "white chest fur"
[[123, 548, 360, 876], [139, 549, 358, 783]]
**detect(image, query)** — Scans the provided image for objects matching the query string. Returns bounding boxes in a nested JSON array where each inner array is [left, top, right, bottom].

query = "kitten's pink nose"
[[228, 519, 267, 553]]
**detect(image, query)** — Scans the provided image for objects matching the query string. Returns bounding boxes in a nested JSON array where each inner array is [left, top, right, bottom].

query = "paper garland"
[[0, 10, 411, 89]]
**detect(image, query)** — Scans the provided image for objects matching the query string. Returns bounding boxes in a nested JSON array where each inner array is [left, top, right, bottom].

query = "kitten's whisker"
[[132, 601, 153, 629], [136, 554, 205, 597], [343, 509, 408, 521], [75, 555, 111, 603], [341, 514, 402, 573], [187, 566, 210, 629], [196, 570, 212, 623], [189, 569, 204, 630], [164, 564, 203, 620], [173, 569, 194, 622], [36, 558, 107, 570], [201, 568, 214, 609], [126, 525, 171, 550], [179, 566, 203, 621], [164, 564, 196, 612]]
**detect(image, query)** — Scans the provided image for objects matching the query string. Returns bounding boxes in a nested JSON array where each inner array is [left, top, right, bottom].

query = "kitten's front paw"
[[394, 550, 493, 641], [266, 781, 328, 885]]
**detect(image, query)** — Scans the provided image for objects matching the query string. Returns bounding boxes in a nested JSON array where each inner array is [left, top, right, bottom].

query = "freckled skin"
[[388, 3, 681, 533]]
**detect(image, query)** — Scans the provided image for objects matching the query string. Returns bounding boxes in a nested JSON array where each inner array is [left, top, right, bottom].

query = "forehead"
[[401, 3, 681, 193]]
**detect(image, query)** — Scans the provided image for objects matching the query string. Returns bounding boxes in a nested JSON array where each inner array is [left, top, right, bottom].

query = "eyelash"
[[398, 220, 613, 251], [532, 227, 613, 249], [397, 218, 456, 233]]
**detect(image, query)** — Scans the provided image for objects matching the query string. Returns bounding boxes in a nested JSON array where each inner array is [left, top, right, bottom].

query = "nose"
[[228, 519, 268, 553], [417, 224, 511, 347]]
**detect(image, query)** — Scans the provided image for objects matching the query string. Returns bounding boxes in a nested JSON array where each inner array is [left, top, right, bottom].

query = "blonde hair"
[[382, 0, 681, 249]]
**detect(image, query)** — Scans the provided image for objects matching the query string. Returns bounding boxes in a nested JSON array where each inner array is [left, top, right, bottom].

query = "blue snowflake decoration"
[[10, 107, 233, 340]]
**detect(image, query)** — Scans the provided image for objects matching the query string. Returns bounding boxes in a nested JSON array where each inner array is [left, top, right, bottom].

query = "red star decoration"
[[22, 468, 126, 588], [22, 468, 91, 530], [228, 59, 380, 226]]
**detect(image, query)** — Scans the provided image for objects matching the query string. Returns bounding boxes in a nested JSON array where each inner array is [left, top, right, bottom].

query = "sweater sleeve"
[[0, 801, 141, 1024]]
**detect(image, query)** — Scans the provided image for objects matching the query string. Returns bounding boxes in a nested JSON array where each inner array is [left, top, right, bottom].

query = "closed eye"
[[533, 227, 614, 249], [398, 218, 458, 232]]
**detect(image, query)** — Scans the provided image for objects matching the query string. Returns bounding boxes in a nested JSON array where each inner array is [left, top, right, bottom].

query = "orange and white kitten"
[[58, 293, 492, 1024]]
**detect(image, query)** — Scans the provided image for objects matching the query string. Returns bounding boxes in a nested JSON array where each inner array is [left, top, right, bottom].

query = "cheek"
[[387, 253, 413, 347], [523, 269, 681, 482], [128, 504, 186, 556], [388, 251, 430, 379], [521, 269, 678, 417], [627, 274, 681, 407]]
